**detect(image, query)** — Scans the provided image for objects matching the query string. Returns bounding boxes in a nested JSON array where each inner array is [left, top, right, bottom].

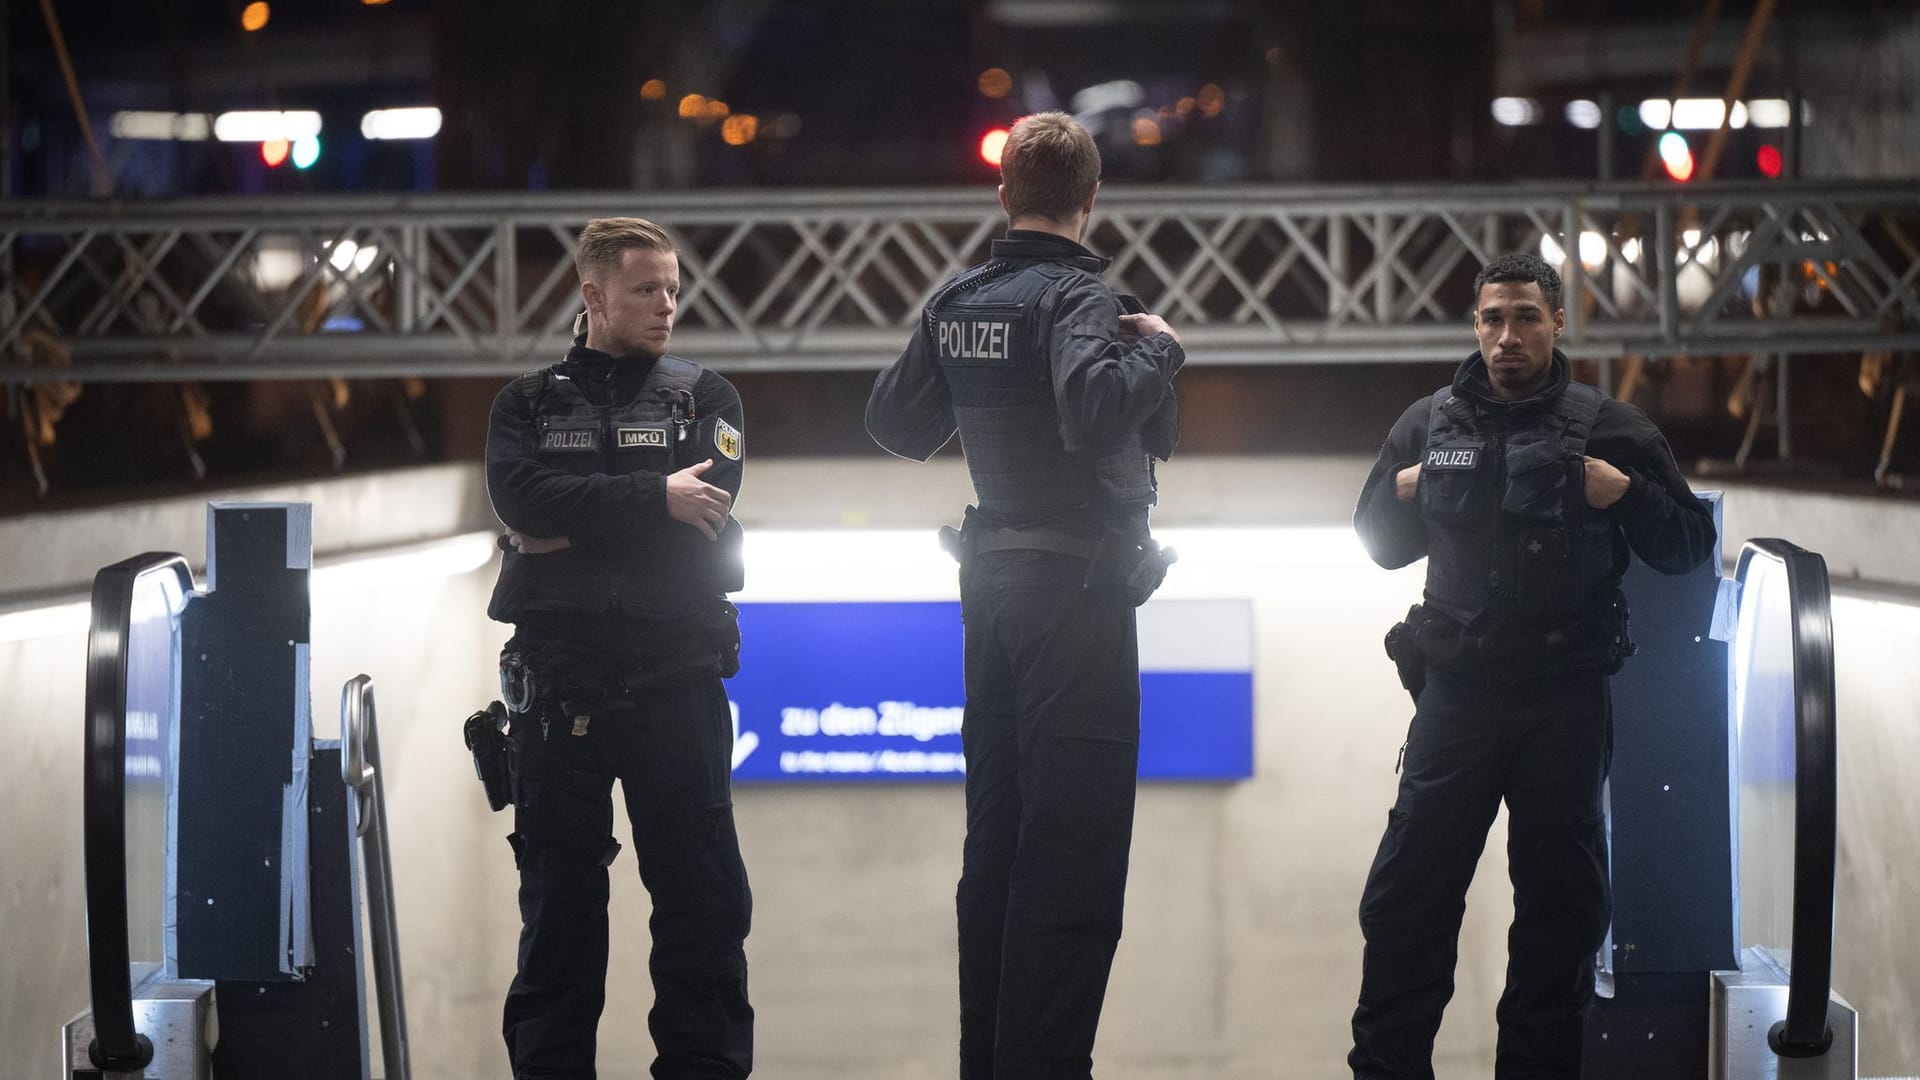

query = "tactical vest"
[[1417, 381, 1620, 625], [488, 354, 745, 623], [928, 257, 1157, 525]]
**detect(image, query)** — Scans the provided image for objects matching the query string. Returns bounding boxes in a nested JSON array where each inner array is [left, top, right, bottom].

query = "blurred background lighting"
[[1757, 143, 1784, 178], [1565, 99, 1602, 129], [1195, 83, 1225, 118], [977, 67, 1012, 99], [359, 107, 442, 140], [1070, 79, 1143, 115], [1131, 114, 1162, 147], [640, 78, 666, 100], [679, 93, 707, 119], [216, 110, 322, 143], [721, 114, 760, 146], [1491, 96, 1542, 126], [326, 239, 381, 275], [110, 111, 211, 141], [240, 2, 270, 32], [1659, 131, 1695, 181], [291, 136, 320, 169], [1746, 98, 1796, 127], [979, 127, 1009, 167], [260, 139, 290, 167]]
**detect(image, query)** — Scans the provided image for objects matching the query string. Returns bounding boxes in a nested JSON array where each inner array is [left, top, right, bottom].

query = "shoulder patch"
[[713, 417, 743, 461]]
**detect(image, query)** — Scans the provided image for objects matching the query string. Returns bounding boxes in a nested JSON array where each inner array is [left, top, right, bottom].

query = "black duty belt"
[[968, 526, 1098, 559]]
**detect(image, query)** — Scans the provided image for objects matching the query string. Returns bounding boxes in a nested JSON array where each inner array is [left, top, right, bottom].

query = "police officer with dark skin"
[[1347, 251, 1716, 1080], [866, 111, 1184, 1080], [484, 217, 752, 1080]]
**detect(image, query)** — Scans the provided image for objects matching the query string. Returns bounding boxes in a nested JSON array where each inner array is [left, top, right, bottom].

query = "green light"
[[292, 136, 320, 170]]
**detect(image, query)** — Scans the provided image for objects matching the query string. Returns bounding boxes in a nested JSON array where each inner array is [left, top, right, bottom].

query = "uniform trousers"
[[1350, 667, 1612, 1080], [957, 550, 1141, 1080]]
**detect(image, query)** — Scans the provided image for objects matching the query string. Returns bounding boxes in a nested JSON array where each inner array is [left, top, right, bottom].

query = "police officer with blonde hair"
[[483, 217, 753, 1080], [867, 112, 1184, 1080]]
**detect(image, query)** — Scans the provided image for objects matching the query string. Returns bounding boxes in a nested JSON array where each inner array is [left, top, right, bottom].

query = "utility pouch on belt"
[[1383, 605, 1428, 702], [1086, 530, 1177, 607], [463, 701, 513, 812], [706, 599, 742, 678]]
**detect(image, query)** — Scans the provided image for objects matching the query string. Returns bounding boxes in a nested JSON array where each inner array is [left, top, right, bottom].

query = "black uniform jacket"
[[1354, 350, 1717, 675], [865, 230, 1183, 467], [484, 342, 744, 644]]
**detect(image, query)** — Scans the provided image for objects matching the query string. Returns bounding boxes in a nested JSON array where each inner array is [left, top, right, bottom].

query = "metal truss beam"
[[2, 182, 1916, 383]]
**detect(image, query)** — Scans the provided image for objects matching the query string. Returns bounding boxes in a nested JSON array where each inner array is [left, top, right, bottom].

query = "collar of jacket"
[[990, 229, 1110, 273], [558, 334, 663, 397], [1451, 347, 1571, 414]]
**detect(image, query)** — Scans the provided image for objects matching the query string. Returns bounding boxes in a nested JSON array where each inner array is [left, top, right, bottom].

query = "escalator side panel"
[[212, 745, 371, 1080]]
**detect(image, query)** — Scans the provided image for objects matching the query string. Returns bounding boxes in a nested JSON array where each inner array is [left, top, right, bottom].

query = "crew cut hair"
[[1472, 251, 1562, 311], [575, 217, 676, 282], [1001, 112, 1101, 223]]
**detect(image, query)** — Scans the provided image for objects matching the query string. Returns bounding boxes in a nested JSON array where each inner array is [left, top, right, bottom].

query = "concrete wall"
[[2, 457, 1916, 1079]]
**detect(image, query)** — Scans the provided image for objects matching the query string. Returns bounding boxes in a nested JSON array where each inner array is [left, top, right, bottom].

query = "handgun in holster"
[[463, 700, 513, 812], [1383, 605, 1429, 703], [937, 505, 983, 566]]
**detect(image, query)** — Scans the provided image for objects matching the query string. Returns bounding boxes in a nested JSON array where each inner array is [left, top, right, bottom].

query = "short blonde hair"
[[575, 217, 675, 282], [1001, 112, 1101, 222]]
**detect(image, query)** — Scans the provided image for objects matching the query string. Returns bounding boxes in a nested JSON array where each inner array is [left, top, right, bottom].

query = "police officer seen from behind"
[[482, 217, 752, 1080], [1347, 251, 1716, 1079], [866, 112, 1183, 1080]]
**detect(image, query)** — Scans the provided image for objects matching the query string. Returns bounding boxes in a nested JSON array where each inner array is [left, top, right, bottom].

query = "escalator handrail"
[[341, 674, 412, 1080], [1734, 538, 1838, 1053], [83, 552, 195, 1071]]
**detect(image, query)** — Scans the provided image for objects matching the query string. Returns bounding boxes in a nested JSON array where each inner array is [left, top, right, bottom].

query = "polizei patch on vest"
[[539, 428, 598, 452], [617, 426, 669, 449], [713, 417, 742, 460], [937, 318, 1014, 361], [1424, 447, 1479, 471]]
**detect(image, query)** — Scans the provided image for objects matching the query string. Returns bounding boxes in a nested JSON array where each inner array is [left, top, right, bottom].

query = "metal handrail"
[[1732, 538, 1838, 1057], [81, 552, 195, 1072], [341, 674, 412, 1080]]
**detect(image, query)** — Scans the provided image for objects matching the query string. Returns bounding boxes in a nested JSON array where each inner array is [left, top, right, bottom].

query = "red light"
[[261, 139, 291, 167], [1757, 144, 1783, 178], [979, 128, 1009, 168]]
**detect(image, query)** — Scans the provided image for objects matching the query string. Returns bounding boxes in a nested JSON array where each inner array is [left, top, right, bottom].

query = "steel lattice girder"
[[2, 182, 1917, 383]]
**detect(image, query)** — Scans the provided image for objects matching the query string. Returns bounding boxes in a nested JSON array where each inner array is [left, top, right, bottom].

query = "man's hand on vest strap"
[[1583, 456, 1630, 509], [505, 530, 573, 555], [668, 458, 734, 540], [1119, 312, 1179, 345], [1395, 463, 1422, 503]]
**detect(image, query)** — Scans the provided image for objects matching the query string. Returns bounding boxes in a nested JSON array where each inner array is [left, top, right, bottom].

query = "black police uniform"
[[484, 337, 753, 1080], [1348, 349, 1716, 1080], [866, 230, 1184, 1080]]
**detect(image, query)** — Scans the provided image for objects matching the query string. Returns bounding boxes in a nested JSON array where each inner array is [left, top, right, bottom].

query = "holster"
[[1384, 604, 1429, 702], [462, 701, 513, 812], [938, 506, 1175, 606]]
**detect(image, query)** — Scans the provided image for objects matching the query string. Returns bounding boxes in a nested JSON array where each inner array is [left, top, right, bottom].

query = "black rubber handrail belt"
[[82, 553, 194, 1071], [1735, 538, 1838, 1052]]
